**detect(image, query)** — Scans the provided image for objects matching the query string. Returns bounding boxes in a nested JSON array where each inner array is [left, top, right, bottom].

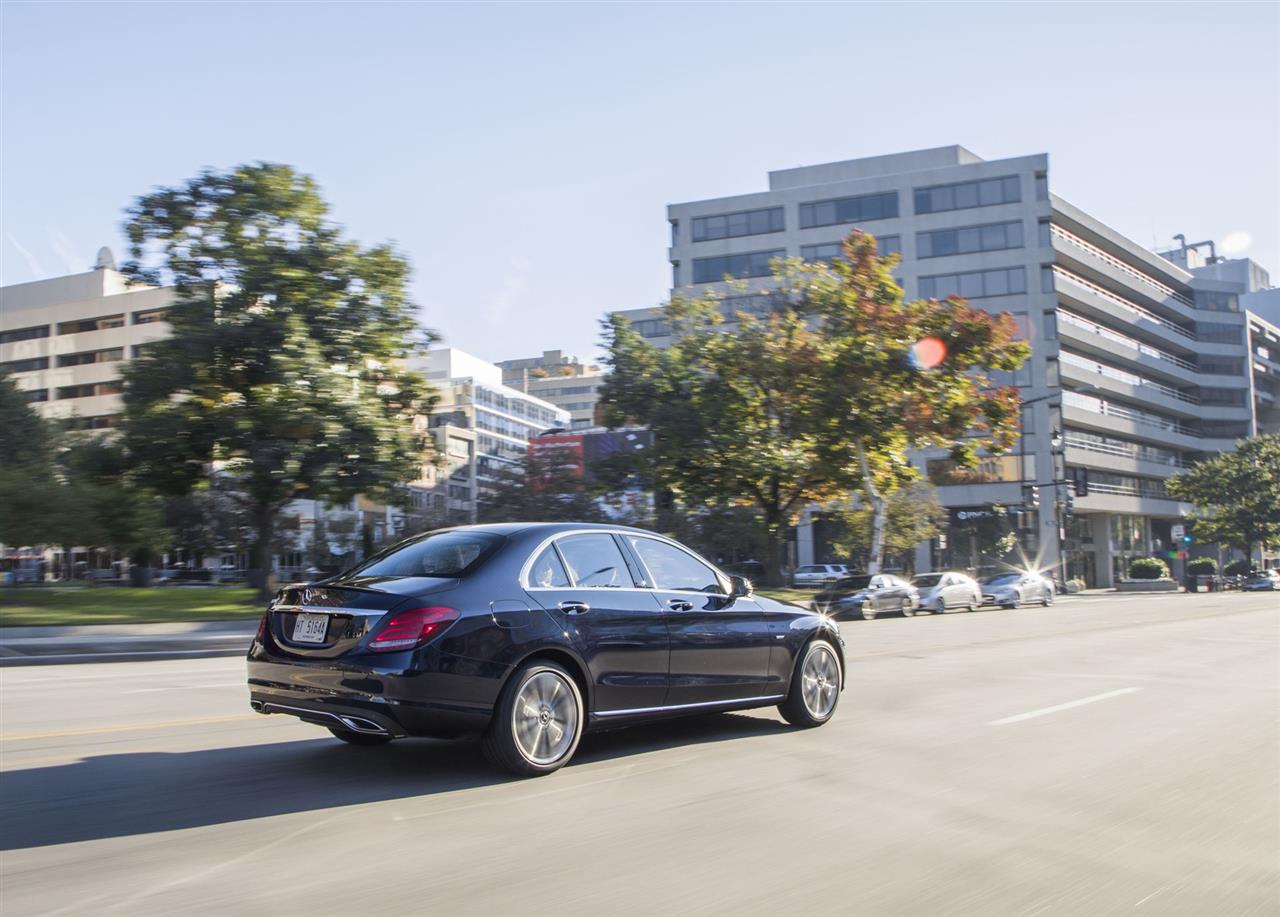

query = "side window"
[[528, 544, 570, 588], [628, 537, 725, 593], [555, 534, 633, 588]]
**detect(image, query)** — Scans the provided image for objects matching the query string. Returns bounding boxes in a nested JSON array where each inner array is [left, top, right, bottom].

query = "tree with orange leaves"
[[600, 230, 1029, 584]]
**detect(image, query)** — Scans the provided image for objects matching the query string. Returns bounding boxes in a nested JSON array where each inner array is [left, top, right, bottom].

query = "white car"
[[911, 572, 983, 614], [792, 564, 845, 588], [981, 572, 1054, 608]]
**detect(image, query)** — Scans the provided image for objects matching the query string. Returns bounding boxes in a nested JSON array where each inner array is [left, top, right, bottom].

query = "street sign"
[[1171, 524, 1185, 541]]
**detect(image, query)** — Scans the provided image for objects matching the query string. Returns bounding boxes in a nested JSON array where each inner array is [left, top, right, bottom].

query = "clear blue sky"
[[2, 1, 1277, 364]]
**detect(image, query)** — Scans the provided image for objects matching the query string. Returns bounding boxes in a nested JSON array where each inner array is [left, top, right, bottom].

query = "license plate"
[[291, 613, 329, 644]]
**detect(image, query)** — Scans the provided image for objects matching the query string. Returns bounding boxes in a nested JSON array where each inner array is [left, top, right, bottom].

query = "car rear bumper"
[[247, 653, 505, 738]]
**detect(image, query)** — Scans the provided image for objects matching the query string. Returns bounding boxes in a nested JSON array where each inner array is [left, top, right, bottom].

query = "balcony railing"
[[1060, 350, 1201, 405], [1053, 266, 1196, 341], [1063, 390, 1198, 437], [1058, 310, 1197, 371], [1063, 433, 1194, 469], [1082, 481, 1173, 499], [1051, 224, 1195, 308]]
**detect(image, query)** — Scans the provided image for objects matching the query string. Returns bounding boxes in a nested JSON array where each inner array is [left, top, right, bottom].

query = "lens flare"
[[910, 337, 947, 370]]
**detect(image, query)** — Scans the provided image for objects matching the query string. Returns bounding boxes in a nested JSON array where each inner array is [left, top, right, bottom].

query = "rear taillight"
[[256, 612, 268, 642], [369, 607, 459, 652]]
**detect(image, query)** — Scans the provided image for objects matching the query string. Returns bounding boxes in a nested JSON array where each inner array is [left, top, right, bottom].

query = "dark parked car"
[[247, 523, 845, 776], [812, 573, 918, 620]]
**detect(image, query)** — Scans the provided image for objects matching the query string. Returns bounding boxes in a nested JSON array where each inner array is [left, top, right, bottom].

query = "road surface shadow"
[[0, 711, 785, 849]]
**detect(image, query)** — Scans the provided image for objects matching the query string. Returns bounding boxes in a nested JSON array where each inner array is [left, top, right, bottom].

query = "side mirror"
[[728, 575, 753, 598]]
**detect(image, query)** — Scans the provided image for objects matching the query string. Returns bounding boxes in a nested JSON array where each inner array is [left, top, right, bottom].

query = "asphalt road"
[[2, 592, 1277, 916]]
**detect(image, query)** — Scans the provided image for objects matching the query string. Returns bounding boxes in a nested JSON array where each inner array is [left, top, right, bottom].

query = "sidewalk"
[[0, 620, 257, 666]]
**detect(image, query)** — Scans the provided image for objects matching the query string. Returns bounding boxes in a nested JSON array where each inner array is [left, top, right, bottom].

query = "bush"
[[1223, 558, 1252, 576], [1128, 557, 1170, 580], [1065, 577, 1086, 594], [1186, 557, 1218, 576]]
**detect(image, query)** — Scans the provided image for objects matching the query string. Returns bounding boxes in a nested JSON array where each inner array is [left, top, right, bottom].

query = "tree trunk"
[[251, 510, 275, 600], [763, 522, 785, 588], [855, 440, 887, 574]]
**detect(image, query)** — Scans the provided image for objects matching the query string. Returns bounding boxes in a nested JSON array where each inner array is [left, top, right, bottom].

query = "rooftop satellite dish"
[[94, 247, 116, 271]]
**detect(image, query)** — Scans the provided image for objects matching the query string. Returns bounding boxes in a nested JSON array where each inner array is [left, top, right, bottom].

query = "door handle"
[[667, 599, 694, 612], [558, 600, 590, 615]]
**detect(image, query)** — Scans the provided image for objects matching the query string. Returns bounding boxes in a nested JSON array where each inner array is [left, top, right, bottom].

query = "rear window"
[[348, 531, 504, 578], [984, 573, 1020, 586], [836, 575, 872, 590], [913, 574, 943, 587]]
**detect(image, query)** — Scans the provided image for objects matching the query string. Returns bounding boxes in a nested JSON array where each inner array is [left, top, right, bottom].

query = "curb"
[[0, 621, 257, 666]]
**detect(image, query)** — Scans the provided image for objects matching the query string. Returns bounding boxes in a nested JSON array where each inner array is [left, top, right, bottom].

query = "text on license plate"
[[292, 613, 329, 644]]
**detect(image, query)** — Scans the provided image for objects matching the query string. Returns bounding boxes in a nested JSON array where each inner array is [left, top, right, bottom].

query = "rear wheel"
[[328, 727, 392, 746], [779, 639, 841, 727], [483, 661, 584, 777], [968, 596, 980, 612], [901, 599, 915, 617], [861, 605, 876, 621], [1042, 590, 1053, 607]]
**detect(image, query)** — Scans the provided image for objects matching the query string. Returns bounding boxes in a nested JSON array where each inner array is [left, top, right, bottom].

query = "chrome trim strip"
[[594, 695, 785, 718], [260, 702, 389, 735], [272, 606, 384, 616]]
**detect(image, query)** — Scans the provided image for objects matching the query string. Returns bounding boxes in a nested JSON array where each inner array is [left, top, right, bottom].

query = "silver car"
[[911, 572, 983, 614], [981, 572, 1054, 609], [792, 564, 845, 588]]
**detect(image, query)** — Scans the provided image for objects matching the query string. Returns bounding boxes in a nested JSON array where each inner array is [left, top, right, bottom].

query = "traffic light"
[[1024, 484, 1040, 509], [1063, 489, 1075, 518], [1071, 466, 1089, 497]]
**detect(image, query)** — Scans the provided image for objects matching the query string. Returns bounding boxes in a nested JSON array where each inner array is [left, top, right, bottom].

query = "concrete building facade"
[[616, 146, 1272, 586], [0, 254, 173, 430], [409, 348, 569, 522], [496, 349, 605, 430]]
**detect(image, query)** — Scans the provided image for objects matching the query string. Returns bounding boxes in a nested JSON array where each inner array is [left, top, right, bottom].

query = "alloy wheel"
[[511, 670, 579, 766], [800, 643, 840, 719]]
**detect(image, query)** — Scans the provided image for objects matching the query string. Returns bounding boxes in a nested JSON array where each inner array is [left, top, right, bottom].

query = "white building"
[[496, 349, 605, 430], [409, 348, 570, 522], [615, 146, 1273, 586]]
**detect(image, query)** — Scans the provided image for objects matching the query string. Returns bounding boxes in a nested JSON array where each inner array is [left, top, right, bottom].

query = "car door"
[[941, 574, 961, 608], [524, 533, 668, 714], [622, 534, 771, 707]]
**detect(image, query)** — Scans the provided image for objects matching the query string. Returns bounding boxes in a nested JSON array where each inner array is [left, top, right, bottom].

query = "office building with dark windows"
[[613, 146, 1275, 585]]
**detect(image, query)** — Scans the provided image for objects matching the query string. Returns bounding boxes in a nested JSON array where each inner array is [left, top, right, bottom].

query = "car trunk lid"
[[268, 577, 458, 659]]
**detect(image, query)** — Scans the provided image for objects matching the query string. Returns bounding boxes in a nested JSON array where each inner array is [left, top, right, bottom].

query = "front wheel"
[[328, 727, 393, 746], [483, 661, 584, 777], [1042, 590, 1053, 607], [861, 605, 876, 621], [779, 639, 842, 727]]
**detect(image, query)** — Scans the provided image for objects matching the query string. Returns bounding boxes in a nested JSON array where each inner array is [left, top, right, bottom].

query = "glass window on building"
[[1034, 173, 1049, 201], [920, 267, 1026, 300], [798, 191, 899, 229], [917, 220, 1023, 258], [691, 249, 785, 284], [0, 324, 50, 344], [1193, 290, 1238, 312], [691, 207, 784, 242], [913, 175, 1020, 214]]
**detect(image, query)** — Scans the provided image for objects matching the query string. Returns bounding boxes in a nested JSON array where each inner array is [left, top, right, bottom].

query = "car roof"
[[431, 522, 656, 537]]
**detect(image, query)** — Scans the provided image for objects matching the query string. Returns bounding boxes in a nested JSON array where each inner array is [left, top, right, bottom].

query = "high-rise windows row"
[[0, 324, 50, 344], [800, 235, 901, 263], [918, 266, 1027, 299], [692, 249, 785, 284], [913, 175, 1021, 214], [798, 191, 899, 229], [691, 207, 784, 242], [916, 221, 1023, 259]]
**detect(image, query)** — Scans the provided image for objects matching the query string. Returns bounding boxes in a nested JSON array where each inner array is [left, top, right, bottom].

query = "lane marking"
[[988, 687, 1143, 726], [0, 713, 258, 742]]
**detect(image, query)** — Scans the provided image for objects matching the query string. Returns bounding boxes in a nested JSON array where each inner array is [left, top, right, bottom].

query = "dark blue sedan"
[[247, 523, 845, 775]]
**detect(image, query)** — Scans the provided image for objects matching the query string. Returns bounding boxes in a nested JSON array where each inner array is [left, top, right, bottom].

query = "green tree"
[[829, 482, 947, 571], [600, 231, 1029, 584], [1167, 434, 1280, 560], [120, 163, 438, 596]]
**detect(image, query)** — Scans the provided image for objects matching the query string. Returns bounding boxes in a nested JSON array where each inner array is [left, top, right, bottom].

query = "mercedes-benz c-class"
[[247, 523, 844, 775]]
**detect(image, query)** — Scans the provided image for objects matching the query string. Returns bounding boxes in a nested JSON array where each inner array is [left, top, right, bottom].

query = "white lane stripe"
[[988, 687, 1143, 726]]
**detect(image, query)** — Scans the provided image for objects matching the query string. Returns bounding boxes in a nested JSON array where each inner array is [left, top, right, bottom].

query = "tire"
[[328, 727, 393, 746], [778, 639, 842, 728], [861, 605, 876, 621], [1042, 590, 1053, 607], [901, 599, 915, 617], [931, 598, 947, 615], [482, 660, 584, 777], [967, 596, 980, 612]]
